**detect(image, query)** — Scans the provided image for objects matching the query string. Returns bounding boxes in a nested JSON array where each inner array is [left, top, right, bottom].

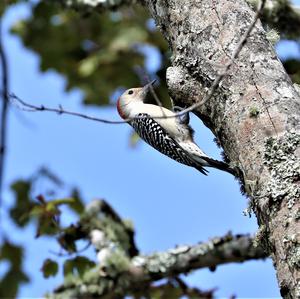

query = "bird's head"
[[117, 80, 156, 119]]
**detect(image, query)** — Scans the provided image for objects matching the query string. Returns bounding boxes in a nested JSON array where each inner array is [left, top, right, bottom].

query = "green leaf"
[[0, 269, 29, 298], [63, 256, 95, 277], [68, 188, 85, 215], [41, 259, 59, 278], [0, 240, 29, 298], [58, 225, 79, 253], [35, 213, 60, 237], [10, 180, 34, 227], [44, 193, 84, 216], [29, 205, 45, 217], [78, 55, 100, 77], [49, 197, 82, 207], [46, 198, 75, 210], [1, 240, 23, 267]]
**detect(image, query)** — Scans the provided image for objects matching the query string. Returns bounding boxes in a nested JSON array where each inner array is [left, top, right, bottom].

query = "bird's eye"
[[128, 90, 134, 95]]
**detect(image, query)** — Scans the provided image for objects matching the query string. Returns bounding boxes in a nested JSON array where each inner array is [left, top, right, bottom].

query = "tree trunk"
[[142, 0, 300, 297]]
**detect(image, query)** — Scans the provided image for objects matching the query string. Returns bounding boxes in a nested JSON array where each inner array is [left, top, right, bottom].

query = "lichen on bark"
[[144, 0, 300, 297], [36, 0, 299, 297], [47, 199, 267, 298], [263, 132, 300, 210]]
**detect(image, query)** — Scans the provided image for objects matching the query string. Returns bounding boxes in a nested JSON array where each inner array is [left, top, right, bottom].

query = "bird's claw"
[[173, 105, 190, 125]]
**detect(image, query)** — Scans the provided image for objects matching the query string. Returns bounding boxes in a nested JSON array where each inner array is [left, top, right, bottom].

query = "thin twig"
[[9, 1, 265, 126], [9, 92, 168, 124], [149, 80, 167, 117], [9, 93, 127, 124], [0, 17, 9, 219], [49, 241, 91, 257]]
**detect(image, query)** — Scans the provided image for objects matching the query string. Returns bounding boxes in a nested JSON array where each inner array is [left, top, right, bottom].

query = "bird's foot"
[[173, 105, 190, 125]]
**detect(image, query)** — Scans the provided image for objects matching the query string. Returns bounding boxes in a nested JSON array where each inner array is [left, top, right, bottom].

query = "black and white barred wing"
[[130, 113, 208, 175]]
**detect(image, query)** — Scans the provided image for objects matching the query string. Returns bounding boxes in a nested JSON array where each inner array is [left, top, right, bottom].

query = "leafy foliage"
[[0, 241, 29, 298], [11, 1, 169, 106], [0, 0, 22, 16], [63, 256, 95, 277], [1, 168, 87, 283], [10, 180, 35, 227], [31, 195, 74, 237], [41, 259, 59, 278]]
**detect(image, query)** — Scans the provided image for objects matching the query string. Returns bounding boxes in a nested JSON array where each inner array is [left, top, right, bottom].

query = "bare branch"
[[0, 17, 9, 217], [9, 93, 128, 124], [134, 66, 165, 111], [10, 92, 173, 124], [54, 0, 136, 12]]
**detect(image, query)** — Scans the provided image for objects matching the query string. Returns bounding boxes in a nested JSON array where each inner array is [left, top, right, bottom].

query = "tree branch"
[[0, 17, 9, 217], [132, 233, 267, 278], [51, 232, 267, 298], [54, 0, 136, 12], [9, 93, 128, 124], [45, 199, 267, 298]]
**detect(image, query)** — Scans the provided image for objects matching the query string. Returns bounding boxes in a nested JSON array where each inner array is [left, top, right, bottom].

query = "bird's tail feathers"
[[179, 141, 234, 175], [200, 156, 235, 175], [194, 164, 209, 175]]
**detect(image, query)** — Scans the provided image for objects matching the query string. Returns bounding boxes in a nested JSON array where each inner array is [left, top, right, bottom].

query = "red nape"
[[116, 97, 126, 119]]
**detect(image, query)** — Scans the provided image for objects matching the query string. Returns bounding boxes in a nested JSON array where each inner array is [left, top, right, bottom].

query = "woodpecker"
[[117, 80, 234, 175]]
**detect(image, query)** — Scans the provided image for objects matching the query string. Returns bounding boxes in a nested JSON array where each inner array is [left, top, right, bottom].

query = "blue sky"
[[1, 1, 299, 298]]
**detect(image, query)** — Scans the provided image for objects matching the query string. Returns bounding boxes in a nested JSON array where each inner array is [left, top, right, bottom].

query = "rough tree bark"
[[31, 0, 299, 297], [141, 0, 300, 297]]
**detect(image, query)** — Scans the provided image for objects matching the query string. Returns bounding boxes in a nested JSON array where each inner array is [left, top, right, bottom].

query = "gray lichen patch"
[[135, 238, 221, 276], [265, 29, 280, 45], [146, 251, 177, 273], [263, 132, 300, 210]]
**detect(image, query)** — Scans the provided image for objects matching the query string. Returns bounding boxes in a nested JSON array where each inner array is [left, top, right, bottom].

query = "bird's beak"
[[141, 79, 157, 99]]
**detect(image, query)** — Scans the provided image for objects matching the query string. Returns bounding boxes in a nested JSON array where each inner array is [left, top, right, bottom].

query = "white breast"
[[128, 103, 191, 141]]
